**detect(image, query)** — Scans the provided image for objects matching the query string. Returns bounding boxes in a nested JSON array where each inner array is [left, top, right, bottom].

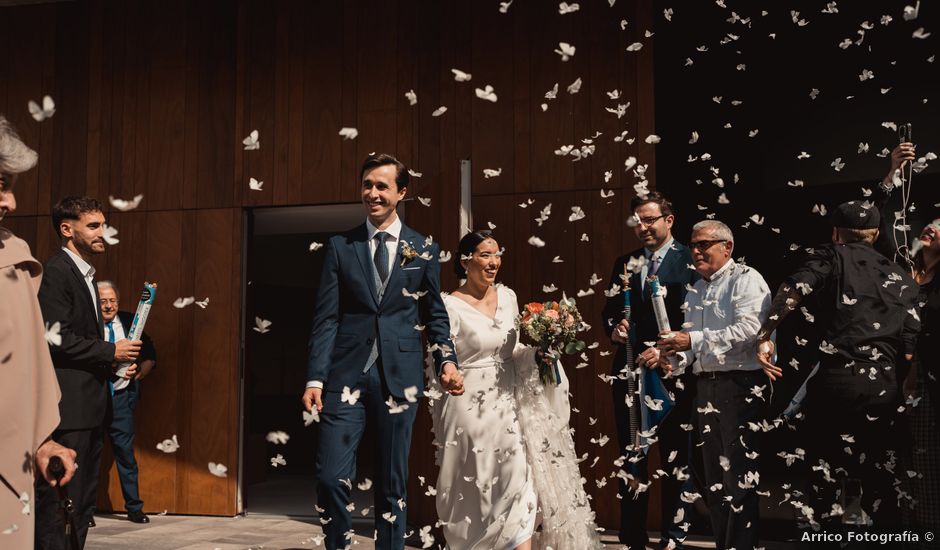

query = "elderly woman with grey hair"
[[0, 115, 78, 549]]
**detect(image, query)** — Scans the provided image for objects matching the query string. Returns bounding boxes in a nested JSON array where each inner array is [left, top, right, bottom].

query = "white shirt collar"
[[366, 216, 402, 242], [62, 246, 95, 279], [645, 236, 675, 260], [705, 258, 735, 282]]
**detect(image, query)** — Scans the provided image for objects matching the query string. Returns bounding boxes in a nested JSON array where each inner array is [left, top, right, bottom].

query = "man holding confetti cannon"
[[601, 191, 699, 550]]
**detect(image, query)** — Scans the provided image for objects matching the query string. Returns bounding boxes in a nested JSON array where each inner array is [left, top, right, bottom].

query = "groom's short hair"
[[360, 153, 409, 191]]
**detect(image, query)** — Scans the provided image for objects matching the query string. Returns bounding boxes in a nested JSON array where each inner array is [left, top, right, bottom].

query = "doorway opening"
[[240, 203, 375, 517]]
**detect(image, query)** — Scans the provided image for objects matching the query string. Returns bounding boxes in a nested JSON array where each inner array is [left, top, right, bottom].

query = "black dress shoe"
[[88, 518, 96, 528], [127, 510, 150, 524]]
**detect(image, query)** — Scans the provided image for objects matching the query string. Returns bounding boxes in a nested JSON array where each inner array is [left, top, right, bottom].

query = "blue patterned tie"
[[374, 231, 389, 282]]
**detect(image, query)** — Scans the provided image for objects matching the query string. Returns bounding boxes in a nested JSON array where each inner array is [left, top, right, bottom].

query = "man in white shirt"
[[640, 220, 772, 550]]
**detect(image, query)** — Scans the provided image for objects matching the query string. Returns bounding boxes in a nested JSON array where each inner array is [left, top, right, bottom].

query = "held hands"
[[756, 338, 782, 380], [35, 438, 77, 487], [113, 339, 142, 363], [441, 363, 465, 396], [302, 387, 323, 413], [610, 319, 630, 344]]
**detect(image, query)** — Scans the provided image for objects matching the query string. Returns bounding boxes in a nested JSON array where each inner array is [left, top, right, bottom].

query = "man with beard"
[[35, 197, 142, 549]]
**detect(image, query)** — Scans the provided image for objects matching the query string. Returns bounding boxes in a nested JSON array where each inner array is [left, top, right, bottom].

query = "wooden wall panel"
[[4, 4, 56, 217], [194, 0, 238, 210], [185, 208, 241, 514], [2, 0, 654, 525], [89, 208, 240, 516]]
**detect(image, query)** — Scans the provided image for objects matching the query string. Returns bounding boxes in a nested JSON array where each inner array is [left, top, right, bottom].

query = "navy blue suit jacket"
[[307, 222, 457, 396], [601, 241, 699, 374]]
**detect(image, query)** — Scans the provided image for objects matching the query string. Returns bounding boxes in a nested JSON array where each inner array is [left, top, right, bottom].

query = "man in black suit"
[[601, 192, 700, 550], [35, 196, 141, 550], [98, 280, 156, 524]]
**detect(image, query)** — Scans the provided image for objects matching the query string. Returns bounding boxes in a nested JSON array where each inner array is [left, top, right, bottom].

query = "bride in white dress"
[[428, 231, 602, 550]]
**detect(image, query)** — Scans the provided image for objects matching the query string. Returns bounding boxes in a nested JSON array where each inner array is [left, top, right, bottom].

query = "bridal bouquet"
[[518, 294, 587, 385]]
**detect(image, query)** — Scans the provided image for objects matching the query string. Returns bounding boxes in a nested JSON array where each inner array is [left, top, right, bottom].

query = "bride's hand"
[[441, 363, 465, 396]]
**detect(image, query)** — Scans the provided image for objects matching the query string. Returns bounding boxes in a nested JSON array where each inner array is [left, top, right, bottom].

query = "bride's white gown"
[[429, 284, 602, 549]]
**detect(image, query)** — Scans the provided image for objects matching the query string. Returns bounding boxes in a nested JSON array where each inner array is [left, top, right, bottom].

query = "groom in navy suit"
[[303, 154, 463, 550]]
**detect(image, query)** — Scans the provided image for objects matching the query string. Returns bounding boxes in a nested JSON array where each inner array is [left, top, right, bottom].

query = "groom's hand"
[[441, 363, 464, 396], [303, 387, 323, 413]]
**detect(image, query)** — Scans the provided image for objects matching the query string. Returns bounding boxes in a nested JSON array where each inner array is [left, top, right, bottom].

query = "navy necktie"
[[649, 255, 662, 276], [374, 231, 389, 282]]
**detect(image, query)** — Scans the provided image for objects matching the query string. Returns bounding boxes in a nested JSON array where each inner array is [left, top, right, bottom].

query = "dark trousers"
[[35, 426, 104, 550], [695, 370, 765, 550], [614, 372, 696, 549], [108, 387, 143, 512], [799, 366, 905, 543], [316, 364, 418, 550]]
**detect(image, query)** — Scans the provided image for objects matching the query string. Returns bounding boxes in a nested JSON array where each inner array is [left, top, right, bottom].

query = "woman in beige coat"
[[0, 115, 77, 548]]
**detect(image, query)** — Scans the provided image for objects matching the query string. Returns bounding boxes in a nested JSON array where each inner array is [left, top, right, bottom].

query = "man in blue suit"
[[601, 192, 700, 550], [97, 281, 156, 525], [303, 153, 463, 550]]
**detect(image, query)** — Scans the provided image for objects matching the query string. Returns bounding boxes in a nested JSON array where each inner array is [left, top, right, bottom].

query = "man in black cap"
[[754, 200, 920, 535]]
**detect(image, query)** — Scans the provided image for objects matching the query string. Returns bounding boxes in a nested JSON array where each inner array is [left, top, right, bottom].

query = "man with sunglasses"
[[601, 192, 699, 550], [639, 219, 772, 550]]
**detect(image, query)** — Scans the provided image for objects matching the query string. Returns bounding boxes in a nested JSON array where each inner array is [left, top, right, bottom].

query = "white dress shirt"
[[676, 259, 771, 374], [105, 314, 127, 342], [305, 216, 403, 390], [62, 247, 99, 321], [366, 216, 401, 275]]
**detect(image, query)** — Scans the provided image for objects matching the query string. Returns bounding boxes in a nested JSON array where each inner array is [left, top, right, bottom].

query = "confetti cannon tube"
[[648, 276, 671, 333], [113, 282, 157, 390], [621, 267, 641, 452], [649, 275, 680, 375]]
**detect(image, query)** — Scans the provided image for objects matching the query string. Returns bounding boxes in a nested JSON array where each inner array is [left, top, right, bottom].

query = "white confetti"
[[44, 321, 62, 346], [242, 129, 260, 150], [102, 224, 120, 245], [109, 194, 144, 212], [253, 316, 272, 334], [265, 431, 290, 445], [156, 435, 179, 453], [27, 95, 56, 122]]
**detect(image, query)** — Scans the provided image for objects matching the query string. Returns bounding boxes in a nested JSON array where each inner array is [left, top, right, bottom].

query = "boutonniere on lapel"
[[400, 241, 418, 267]]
